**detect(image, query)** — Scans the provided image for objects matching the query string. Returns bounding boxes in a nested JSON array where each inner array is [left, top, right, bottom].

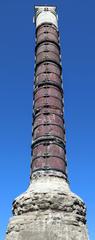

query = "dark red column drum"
[[31, 22, 67, 178]]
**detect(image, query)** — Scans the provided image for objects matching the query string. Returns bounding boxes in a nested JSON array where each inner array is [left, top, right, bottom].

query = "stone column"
[[31, 5, 67, 181], [5, 6, 89, 240]]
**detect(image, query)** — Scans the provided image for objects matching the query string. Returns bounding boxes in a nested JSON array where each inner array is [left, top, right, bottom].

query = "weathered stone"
[[6, 172, 89, 240], [5, 5, 89, 239]]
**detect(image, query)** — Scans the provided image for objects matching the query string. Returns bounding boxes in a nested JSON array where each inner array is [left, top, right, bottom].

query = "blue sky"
[[0, 0, 95, 239]]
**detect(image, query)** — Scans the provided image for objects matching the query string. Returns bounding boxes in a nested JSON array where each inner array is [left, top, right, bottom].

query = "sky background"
[[0, 0, 95, 239]]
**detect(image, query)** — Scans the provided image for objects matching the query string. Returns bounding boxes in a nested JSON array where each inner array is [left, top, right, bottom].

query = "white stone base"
[[6, 172, 89, 240]]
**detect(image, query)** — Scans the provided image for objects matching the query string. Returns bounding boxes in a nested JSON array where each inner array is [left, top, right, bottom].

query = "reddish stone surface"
[[33, 124, 65, 140], [32, 143, 65, 159], [36, 24, 58, 37], [36, 62, 61, 76], [31, 23, 66, 176], [37, 31, 59, 45], [35, 73, 61, 87], [34, 96, 63, 111], [36, 42, 60, 56], [33, 113, 64, 128], [36, 52, 60, 65], [32, 157, 66, 173], [34, 85, 62, 100]]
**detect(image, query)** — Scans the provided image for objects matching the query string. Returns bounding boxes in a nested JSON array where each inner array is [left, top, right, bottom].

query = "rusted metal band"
[[34, 80, 63, 92], [32, 136, 66, 150], [32, 134, 65, 145], [35, 41, 61, 56], [31, 167, 67, 177], [34, 84, 63, 97], [36, 61, 61, 71], [36, 23, 58, 34], [35, 41, 60, 53], [35, 70, 61, 78], [32, 123, 65, 133], [35, 61, 62, 72], [36, 39, 59, 49]]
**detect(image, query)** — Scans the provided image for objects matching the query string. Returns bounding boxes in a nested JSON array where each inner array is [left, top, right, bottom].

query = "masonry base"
[[6, 172, 89, 240]]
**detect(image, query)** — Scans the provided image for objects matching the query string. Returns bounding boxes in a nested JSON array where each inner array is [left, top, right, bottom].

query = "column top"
[[34, 5, 58, 29]]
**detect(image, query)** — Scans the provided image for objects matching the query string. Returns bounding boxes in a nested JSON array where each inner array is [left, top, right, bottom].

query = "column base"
[[6, 171, 89, 240]]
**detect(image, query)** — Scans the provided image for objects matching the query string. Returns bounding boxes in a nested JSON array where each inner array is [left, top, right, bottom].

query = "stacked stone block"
[[31, 22, 67, 180]]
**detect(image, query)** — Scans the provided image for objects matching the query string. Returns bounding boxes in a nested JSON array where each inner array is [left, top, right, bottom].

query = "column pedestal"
[[6, 172, 89, 240]]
